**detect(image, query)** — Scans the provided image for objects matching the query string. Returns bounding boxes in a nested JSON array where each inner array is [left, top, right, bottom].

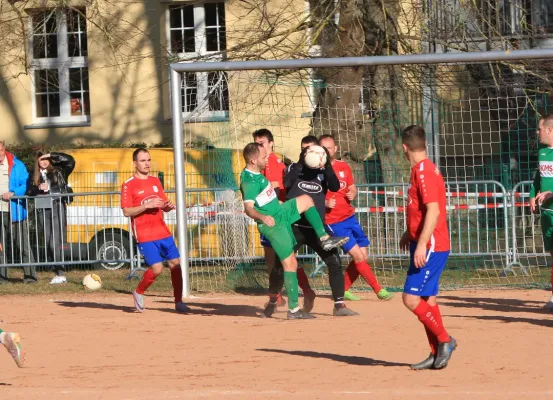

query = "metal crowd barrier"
[[310, 181, 511, 276], [0, 180, 544, 279], [506, 180, 550, 275]]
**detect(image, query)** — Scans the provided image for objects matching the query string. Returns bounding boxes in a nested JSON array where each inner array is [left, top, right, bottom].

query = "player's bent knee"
[[296, 194, 314, 211], [281, 254, 297, 272], [402, 292, 420, 311], [348, 245, 365, 262], [167, 258, 181, 269], [150, 263, 164, 276]]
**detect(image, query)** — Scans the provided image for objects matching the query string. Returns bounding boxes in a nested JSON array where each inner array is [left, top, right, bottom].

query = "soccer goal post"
[[171, 49, 553, 297]]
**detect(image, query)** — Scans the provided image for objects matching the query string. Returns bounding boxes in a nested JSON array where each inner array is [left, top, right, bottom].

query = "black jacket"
[[26, 152, 75, 196], [284, 162, 339, 226]]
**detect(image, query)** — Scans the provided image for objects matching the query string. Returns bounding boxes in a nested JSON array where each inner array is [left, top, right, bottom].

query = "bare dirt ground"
[[2, 289, 553, 399]]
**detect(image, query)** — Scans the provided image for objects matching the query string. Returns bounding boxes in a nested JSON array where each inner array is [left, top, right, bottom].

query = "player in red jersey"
[[121, 148, 190, 313], [399, 125, 456, 370], [253, 129, 314, 308], [319, 135, 393, 301]]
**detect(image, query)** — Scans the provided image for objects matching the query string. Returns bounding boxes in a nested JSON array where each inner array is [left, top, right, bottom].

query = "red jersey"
[[325, 160, 355, 224], [121, 175, 172, 243], [407, 159, 450, 252], [262, 152, 286, 201]]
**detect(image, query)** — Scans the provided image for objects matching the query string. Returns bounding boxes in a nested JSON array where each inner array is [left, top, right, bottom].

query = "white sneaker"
[[544, 301, 553, 311], [3, 332, 24, 368], [49, 275, 67, 284]]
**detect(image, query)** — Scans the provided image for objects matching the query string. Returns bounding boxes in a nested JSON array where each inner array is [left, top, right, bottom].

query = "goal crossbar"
[[171, 49, 553, 73]]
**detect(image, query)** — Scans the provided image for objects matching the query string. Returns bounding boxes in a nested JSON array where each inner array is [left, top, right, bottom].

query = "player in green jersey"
[[530, 114, 553, 310], [240, 143, 348, 319]]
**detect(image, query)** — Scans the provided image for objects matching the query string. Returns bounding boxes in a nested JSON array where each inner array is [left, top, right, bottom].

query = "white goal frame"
[[170, 48, 553, 297]]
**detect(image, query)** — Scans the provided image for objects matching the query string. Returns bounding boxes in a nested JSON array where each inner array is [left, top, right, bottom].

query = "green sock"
[[304, 206, 328, 238], [284, 271, 299, 311]]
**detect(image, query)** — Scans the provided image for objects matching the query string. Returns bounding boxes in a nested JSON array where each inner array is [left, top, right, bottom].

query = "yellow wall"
[[0, 0, 312, 163]]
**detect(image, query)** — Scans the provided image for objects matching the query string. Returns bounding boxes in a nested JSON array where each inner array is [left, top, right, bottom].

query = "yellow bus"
[[62, 148, 264, 269]]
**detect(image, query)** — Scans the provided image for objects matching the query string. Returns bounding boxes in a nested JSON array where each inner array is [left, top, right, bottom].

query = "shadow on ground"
[[257, 348, 410, 367], [440, 295, 548, 315]]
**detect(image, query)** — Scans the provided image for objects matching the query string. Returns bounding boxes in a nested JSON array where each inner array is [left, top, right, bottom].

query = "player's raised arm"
[[284, 162, 303, 191], [322, 162, 340, 192]]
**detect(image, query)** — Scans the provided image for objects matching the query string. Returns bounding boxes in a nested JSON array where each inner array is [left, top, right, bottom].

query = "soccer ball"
[[304, 145, 327, 169], [82, 274, 102, 291]]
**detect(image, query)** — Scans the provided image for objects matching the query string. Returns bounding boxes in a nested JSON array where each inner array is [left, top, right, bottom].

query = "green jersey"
[[530, 147, 553, 210], [240, 169, 282, 218]]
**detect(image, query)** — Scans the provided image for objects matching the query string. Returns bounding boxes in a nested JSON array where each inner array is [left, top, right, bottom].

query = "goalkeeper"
[[529, 114, 553, 311], [263, 136, 359, 318], [240, 143, 348, 319]]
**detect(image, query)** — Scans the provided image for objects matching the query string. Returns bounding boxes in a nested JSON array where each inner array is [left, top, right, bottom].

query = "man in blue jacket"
[[0, 142, 36, 283]]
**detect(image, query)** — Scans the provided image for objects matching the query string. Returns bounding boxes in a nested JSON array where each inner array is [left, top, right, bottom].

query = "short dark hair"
[[243, 142, 262, 163], [401, 125, 426, 151], [301, 135, 318, 146], [318, 134, 335, 144], [252, 128, 274, 143], [541, 114, 553, 129], [133, 147, 149, 161]]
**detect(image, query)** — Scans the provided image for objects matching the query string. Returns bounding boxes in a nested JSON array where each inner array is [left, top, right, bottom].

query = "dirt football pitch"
[[2, 289, 553, 399]]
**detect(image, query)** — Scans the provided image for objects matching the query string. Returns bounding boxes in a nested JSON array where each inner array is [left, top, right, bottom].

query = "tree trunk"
[[310, 0, 410, 184]]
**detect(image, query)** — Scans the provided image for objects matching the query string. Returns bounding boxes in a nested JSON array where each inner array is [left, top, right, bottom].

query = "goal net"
[[174, 61, 553, 293]]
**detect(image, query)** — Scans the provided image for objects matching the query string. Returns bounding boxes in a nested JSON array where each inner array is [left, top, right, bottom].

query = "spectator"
[[27, 151, 75, 284], [0, 141, 36, 284]]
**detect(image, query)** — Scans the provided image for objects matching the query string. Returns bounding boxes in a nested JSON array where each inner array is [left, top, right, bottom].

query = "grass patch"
[[0, 261, 549, 296], [0, 269, 173, 296]]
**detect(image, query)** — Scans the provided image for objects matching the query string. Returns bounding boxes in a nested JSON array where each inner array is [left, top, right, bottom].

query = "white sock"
[[0, 332, 6, 345]]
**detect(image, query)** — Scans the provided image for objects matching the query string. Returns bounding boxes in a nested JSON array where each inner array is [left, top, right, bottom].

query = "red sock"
[[136, 269, 157, 295], [354, 261, 382, 294], [344, 261, 360, 291], [432, 304, 444, 327], [424, 326, 438, 355], [297, 268, 312, 293], [413, 300, 450, 343], [170, 266, 183, 304]]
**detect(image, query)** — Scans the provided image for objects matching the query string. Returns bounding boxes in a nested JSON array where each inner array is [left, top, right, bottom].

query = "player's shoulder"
[[269, 152, 283, 163], [415, 159, 444, 182], [539, 147, 553, 157], [240, 169, 258, 182], [122, 176, 135, 190], [333, 159, 351, 170], [415, 159, 437, 173]]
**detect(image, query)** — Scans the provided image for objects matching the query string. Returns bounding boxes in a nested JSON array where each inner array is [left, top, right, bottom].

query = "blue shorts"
[[260, 234, 272, 248], [403, 241, 449, 297], [138, 236, 180, 266], [326, 215, 370, 252]]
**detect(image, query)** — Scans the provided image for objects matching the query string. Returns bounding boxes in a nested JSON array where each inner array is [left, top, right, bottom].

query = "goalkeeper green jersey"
[[530, 147, 553, 210], [240, 169, 282, 218]]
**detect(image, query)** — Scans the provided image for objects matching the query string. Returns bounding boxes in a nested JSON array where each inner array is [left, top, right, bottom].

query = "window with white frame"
[[168, 3, 229, 121], [30, 9, 90, 124]]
